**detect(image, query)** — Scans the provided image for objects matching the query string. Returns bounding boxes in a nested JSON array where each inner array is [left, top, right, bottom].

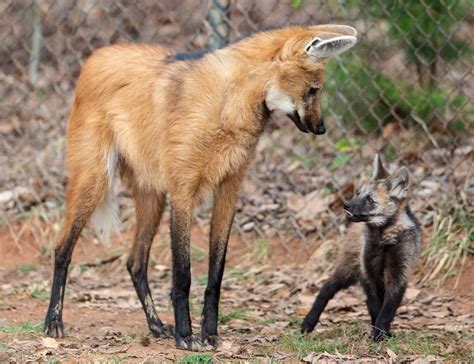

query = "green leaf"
[[330, 154, 352, 171]]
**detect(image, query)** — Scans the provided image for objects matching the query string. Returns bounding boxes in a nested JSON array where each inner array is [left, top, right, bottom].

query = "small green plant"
[[191, 245, 206, 262], [30, 286, 49, 300], [197, 275, 208, 286], [280, 331, 345, 357], [46, 358, 61, 364], [253, 239, 270, 263], [17, 263, 38, 273], [0, 321, 43, 334], [179, 354, 213, 364], [219, 307, 248, 323], [330, 153, 352, 171]]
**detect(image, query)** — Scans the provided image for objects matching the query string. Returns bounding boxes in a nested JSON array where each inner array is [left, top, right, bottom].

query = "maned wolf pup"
[[301, 155, 421, 341]]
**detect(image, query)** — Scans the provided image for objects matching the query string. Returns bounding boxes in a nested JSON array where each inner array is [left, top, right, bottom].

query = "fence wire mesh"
[[1, 1, 473, 274]]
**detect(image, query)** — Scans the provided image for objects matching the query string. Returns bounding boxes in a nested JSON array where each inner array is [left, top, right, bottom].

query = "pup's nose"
[[343, 202, 349, 210]]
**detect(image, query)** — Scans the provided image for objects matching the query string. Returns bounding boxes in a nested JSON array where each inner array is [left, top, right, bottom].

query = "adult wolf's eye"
[[367, 196, 375, 204], [356, 190, 361, 196], [308, 87, 318, 96]]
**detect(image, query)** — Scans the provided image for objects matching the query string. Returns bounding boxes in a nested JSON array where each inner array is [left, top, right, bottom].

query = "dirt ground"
[[0, 218, 473, 363]]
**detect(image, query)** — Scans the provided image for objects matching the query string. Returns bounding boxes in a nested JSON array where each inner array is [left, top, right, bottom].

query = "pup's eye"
[[308, 87, 318, 96], [367, 196, 375, 204]]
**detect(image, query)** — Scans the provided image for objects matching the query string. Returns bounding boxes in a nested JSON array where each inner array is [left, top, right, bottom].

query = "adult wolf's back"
[[44, 25, 357, 351]]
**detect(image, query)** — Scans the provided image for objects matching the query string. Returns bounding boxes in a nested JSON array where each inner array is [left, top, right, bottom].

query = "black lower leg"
[[373, 283, 406, 341], [127, 259, 173, 337], [201, 239, 228, 345], [170, 207, 200, 350], [127, 190, 172, 337], [301, 275, 354, 333], [201, 224, 232, 345], [201, 177, 240, 346], [44, 224, 82, 337], [361, 280, 383, 327]]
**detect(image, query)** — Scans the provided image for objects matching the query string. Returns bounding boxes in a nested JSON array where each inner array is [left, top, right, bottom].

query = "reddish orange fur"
[[46, 25, 357, 346], [64, 25, 357, 219]]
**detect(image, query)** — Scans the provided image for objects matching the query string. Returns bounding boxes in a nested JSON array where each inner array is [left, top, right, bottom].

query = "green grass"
[[0, 343, 8, 350], [227, 267, 247, 279], [179, 354, 213, 364], [422, 207, 474, 282], [269, 323, 473, 362], [191, 245, 206, 263], [30, 286, 50, 300], [0, 321, 43, 334], [197, 275, 208, 286], [17, 263, 38, 273], [46, 358, 61, 364], [219, 307, 249, 323], [253, 239, 270, 263]]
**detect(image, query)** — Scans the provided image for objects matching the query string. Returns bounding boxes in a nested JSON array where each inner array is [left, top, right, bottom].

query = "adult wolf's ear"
[[372, 154, 389, 181], [311, 24, 357, 37], [387, 167, 410, 199], [306, 32, 357, 59]]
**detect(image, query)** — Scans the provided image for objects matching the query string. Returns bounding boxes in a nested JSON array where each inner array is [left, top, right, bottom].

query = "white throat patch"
[[265, 86, 295, 114]]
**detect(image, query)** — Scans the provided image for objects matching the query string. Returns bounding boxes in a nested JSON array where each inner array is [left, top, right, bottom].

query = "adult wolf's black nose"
[[315, 118, 326, 135]]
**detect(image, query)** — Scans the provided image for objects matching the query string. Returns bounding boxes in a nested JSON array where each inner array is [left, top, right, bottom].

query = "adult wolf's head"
[[265, 25, 357, 135], [343, 155, 411, 226]]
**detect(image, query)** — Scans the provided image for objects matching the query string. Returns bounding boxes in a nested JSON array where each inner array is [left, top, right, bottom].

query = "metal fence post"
[[206, 0, 230, 49]]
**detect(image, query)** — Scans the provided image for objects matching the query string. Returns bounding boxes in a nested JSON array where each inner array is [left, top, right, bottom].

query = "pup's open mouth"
[[344, 209, 353, 217]]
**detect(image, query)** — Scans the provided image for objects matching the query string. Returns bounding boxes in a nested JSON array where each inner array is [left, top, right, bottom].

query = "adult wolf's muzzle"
[[287, 112, 326, 135], [287, 111, 309, 133]]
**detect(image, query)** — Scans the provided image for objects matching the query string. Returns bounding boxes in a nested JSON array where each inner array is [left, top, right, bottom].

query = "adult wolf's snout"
[[315, 118, 326, 135], [287, 111, 309, 133]]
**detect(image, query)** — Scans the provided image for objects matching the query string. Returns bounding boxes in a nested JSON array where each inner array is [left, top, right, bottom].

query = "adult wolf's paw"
[[43, 313, 65, 338], [150, 323, 174, 338], [202, 334, 219, 349], [176, 335, 212, 351]]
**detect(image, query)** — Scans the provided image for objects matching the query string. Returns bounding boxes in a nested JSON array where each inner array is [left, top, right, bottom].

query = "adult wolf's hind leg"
[[127, 188, 173, 337], [44, 169, 108, 337]]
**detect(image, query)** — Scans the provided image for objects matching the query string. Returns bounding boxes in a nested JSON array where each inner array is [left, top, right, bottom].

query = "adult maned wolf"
[[44, 24, 357, 350], [301, 155, 422, 341]]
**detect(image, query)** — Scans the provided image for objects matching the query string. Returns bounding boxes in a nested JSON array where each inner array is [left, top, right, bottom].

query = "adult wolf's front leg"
[[201, 175, 241, 347], [170, 202, 203, 351]]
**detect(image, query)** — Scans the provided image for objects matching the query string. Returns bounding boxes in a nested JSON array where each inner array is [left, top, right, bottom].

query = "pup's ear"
[[306, 32, 357, 60], [387, 167, 410, 199], [372, 154, 389, 181], [310, 24, 357, 37]]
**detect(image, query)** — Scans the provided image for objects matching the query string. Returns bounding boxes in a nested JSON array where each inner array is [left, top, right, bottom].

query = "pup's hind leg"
[[301, 269, 356, 333], [127, 188, 173, 337]]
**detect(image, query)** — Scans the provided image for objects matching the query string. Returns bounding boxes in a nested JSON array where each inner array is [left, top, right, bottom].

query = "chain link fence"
[[1, 1, 473, 273]]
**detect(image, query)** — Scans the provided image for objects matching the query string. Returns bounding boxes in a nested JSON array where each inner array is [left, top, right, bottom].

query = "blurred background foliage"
[[319, 0, 473, 134]]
